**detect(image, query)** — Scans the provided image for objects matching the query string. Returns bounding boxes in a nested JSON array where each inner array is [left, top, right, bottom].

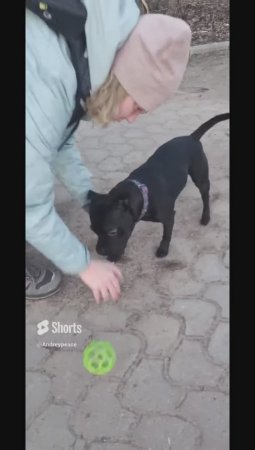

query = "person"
[[26, 0, 191, 303]]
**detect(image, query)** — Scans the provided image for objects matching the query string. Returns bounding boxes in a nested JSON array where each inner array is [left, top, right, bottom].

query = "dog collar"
[[128, 179, 149, 221]]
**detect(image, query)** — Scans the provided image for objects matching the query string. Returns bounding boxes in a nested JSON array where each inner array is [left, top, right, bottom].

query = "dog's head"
[[87, 183, 143, 261]]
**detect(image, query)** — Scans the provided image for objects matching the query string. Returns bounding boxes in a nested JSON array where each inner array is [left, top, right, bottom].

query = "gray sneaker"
[[26, 264, 62, 300]]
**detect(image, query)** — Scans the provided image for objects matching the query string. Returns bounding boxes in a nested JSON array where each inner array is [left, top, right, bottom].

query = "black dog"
[[87, 113, 229, 261]]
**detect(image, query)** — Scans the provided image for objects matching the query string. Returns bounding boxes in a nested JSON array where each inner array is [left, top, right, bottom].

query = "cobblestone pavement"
[[26, 49, 229, 450]]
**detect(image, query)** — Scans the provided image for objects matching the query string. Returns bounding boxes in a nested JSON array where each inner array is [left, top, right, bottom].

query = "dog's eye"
[[107, 228, 118, 237]]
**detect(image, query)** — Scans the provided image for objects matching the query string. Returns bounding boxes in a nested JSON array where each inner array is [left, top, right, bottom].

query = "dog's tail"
[[190, 113, 230, 141]]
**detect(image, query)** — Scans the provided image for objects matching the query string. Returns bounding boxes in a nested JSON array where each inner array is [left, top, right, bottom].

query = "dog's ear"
[[116, 197, 141, 221], [87, 190, 100, 201], [87, 190, 109, 203], [109, 184, 142, 221]]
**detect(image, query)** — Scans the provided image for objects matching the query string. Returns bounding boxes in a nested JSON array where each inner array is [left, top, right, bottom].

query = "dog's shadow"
[[157, 260, 186, 271]]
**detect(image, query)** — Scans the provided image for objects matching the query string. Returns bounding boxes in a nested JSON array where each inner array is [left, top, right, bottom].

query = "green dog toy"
[[83, 340, 116, 375]]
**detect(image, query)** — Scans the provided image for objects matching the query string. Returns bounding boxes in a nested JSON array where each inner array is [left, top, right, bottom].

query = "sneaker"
[[26, 264, 62, 300]]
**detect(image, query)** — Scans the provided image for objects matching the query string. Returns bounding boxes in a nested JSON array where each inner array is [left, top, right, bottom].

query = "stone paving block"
[[169, 340, 223, 387], [26, 404, 75, 450], [122, 136, 156, 157], [133, 313, 180, 356], [44, 351, 90, 404], [53, 305, 81, 323], [103, 134, 130, 145], [121, 359, 184, 413], [213, 178, 229, 196], [223, 248, 229, 268], [122, 150, 148, 167], [123, 128, 147, 139], [26, 372, 51, 427], [26, 323, 49, 369], [90, 444, 141, 450], [189, 227, 228, 253], [156, 267, 203, 298], [84, 148, 109, 163], [70, 382, 137, 442], [120, 275, 171, 312], [179, 391, 229, 450], [167, 237, 199, 265], [193, 254, 228, 282], [73, 439, 86, 450], [218, 371, 229, 394], [211, 198, 229, 218], [170, 299, 217, 336], [26, 299, 63, 324], [77, 136, 100, 148], [132, 415, 200, 450], [98, 170, 130, 184], [204, 284, 229, 318], [97, 156, 124, 172], [79, 304, 129, 331], [208, 322, 229, 365]]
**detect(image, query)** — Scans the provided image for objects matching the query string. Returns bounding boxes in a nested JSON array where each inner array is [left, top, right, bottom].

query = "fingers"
[[100, 287, 110, 303], [83, 260, 123, 303], [93, 288, 101, 304], [93, 277, 121, 303], [106, 278, 120, 301]]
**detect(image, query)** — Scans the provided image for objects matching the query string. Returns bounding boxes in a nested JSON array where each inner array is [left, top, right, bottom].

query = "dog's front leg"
[[156, 211, 175, 257]]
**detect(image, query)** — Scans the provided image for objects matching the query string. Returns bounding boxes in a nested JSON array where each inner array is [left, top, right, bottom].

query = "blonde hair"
[[85, 71, 128, 126], [85, 1, 149, 126]]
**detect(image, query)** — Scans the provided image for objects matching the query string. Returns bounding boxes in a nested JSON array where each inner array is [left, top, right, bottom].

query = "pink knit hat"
[[113, 14, 191, 112]]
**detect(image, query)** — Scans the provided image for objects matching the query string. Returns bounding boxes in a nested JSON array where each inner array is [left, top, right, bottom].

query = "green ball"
[[83, 340, 116, 375]]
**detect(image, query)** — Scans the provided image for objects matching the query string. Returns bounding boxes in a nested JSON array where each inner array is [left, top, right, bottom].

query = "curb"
[[190, 41, 229, 56]]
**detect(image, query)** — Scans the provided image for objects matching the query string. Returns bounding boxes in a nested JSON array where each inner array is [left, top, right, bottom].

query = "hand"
[[79, 260, 123, 303]]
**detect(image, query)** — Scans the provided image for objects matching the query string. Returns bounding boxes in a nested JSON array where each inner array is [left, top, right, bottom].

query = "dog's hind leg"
[[156, 211, 175, 257], [199, 180, 210, 225], [189, 150, 210, 226]]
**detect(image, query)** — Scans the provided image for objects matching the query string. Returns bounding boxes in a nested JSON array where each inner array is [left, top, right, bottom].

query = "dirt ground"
[[144, 0, 229, 44]]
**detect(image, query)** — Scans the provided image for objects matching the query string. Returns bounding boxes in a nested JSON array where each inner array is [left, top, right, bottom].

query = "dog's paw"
[[200, 214, 210, 226], [156, 247, 168, 258], [107, 256, 120, 262]]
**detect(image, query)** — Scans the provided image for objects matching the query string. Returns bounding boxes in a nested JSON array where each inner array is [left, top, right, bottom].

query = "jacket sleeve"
[[52, 135, 92, 208], [26, 138, 91, 274]]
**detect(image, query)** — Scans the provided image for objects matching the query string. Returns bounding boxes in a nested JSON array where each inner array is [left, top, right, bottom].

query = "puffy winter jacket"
[[26, 0, 140, 274]]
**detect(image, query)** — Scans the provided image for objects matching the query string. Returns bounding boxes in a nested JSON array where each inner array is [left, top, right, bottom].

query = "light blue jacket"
[[26, 0, 140, 274]]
